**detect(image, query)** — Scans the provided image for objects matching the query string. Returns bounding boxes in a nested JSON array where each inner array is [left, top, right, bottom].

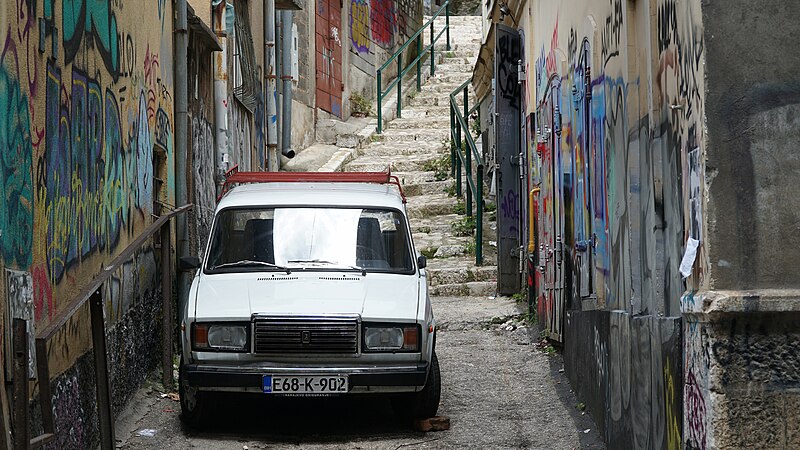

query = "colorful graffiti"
[[350, 0, 371, 53], [525, 0, 705, 446], [43, 63, 152, 283]]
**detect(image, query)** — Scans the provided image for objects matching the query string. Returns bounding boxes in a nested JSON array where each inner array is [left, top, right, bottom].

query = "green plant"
[[370, 134, 382, 143], [453, 200, 466, 215], [350, 92, 372, 117], [464, 240, 476, 255], [511, 292, 525, 302], [421, 152, 451, 181], [444, 51, 455, 58], [576, 402, 586, 412], [444, 182, 457, 197], [543, 345, 556, 355], [470, 114, 481, 138], [450, 216, 476, 237], [420, 247, 438, 259], [417, 226, 432, 234], [484, 201, 496, 212]]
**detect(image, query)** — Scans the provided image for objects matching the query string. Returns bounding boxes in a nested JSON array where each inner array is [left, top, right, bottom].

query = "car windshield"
[[205, 207, 415, 274]]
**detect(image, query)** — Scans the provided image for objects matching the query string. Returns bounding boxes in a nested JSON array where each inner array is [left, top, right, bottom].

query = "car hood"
[[193, 272, 420, 321]]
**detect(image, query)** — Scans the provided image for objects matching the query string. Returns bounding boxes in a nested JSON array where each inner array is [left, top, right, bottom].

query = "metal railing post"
[[455, 124, 462, 197], [477, 166, 484, 265], [430, 22, 435, 76], [12, 318, 29, 450], [377, 71, 383, 133], [396, 54, 402, 118], [90, 290, 115, 450], [161, 221, 173, 390], [446, 2, 451, 51], [464, 88, 470, 139], [450, 106, 456, 177], [416, 36, 422, 92]]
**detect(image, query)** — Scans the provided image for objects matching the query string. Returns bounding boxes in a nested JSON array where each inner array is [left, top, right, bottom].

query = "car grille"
[[253, 318, 359, 354]]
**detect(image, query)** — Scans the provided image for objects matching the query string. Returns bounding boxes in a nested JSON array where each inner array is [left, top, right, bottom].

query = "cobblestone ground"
[[114, 15, 604, 450]]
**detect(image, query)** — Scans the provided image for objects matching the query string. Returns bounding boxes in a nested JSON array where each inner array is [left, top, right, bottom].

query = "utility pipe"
[[265, 0, 278, 169], [280, 10, 295, 158], [174, 0, 190, 313], [213, 4, 230, 188]]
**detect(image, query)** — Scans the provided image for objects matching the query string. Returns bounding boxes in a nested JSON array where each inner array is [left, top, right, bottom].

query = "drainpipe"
[[265, 0, 278, 169], [213, 4, 229, 189], [280, 11, 295, 158], [175, 0, 190, 310]]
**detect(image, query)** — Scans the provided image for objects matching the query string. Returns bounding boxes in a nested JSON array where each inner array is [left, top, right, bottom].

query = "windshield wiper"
[[213, 260, 291, 274], [287, 259, 366, 276]]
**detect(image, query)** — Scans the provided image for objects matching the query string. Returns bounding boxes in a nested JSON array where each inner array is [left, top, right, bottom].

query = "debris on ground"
[[136, 429, 157, 437], [413, 416, 451, 432]]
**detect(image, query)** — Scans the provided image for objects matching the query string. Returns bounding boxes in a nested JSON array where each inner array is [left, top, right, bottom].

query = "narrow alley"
[[114, 15, 602, 449]]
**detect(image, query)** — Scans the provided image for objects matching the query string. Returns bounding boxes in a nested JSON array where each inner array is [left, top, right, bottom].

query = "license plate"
[[262, 374, 348, 394]]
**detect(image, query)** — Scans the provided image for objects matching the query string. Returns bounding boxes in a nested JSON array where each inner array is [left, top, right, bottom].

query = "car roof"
[[217, 182, 407, 211]]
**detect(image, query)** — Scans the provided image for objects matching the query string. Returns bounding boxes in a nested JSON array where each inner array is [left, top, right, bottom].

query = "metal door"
[[315, 0, 343, 117], [537, 77, 565, 342], [494, 24, 522, 296]]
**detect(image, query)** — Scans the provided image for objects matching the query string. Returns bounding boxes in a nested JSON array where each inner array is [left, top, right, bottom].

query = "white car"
[[178, 171, 440, 426]]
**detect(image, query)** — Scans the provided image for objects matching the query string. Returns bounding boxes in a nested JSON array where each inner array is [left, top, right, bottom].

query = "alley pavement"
[[115, 15, 604, 450]]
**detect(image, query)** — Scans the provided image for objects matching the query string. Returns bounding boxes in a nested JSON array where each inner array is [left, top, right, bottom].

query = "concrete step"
[[345, 154, 439, 173], [403, 179, 452, 196], [427, 265, 497, 285], [386, 116, 451, 130], [374, 129, 450, 142], [363, 141, 446, 157], [415, 232, 474, 251], [406, 193, 457, 218], [429, 281, 496, 297]]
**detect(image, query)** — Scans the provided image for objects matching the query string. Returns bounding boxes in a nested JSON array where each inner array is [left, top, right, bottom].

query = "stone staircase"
[[341, 15, 497, 299]]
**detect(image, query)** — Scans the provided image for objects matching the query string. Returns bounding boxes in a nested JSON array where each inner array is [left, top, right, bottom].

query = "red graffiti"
[[144, 45, 160, 123], [686, 371, 707, 450], [32, 265, 54, 322], [370, 0, 395, 48]]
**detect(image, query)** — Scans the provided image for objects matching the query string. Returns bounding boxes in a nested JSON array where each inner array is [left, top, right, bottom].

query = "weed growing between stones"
[[450, 216, 476, 236], [422, 151, 452, 181], [350, 92, 372, 117]]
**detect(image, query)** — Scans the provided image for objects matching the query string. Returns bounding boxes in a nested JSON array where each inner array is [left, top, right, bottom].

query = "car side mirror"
[[417, 255, 427, 269], [179, 256, 201, 271]]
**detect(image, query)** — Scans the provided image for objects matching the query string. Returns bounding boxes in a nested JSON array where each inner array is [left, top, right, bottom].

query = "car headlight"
[[363, 325, 419, 352], [193, 323, 249, 352]]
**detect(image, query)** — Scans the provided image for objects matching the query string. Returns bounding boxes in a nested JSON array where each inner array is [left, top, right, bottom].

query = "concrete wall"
[[681, 1, 800, 448], [0, 0, 176, 448]]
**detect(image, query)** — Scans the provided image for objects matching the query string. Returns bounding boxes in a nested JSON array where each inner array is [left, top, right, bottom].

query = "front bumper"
[[184, 362, 430, 394]]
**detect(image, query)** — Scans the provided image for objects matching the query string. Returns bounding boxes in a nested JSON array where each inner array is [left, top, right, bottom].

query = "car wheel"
[[392, 350, 441, 419], [179, 363, 206, 428]]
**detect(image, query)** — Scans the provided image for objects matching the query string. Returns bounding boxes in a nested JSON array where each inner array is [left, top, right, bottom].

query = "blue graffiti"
[[0, 66, 34, 267]]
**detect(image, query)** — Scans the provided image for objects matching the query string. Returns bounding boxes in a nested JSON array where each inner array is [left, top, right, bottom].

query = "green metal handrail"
[[449, 77, 484, 265], [377, 1, 451, 134]]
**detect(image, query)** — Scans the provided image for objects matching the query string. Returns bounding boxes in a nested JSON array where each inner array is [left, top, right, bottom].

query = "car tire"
[[392, 350, 441, 419], [179, 363, 206, 428]]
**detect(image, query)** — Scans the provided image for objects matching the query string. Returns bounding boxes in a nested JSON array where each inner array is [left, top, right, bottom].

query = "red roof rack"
[[218, 165, 406, 203]]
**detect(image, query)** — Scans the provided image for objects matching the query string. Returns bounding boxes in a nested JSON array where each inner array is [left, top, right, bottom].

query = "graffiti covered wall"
[[344, 0, 423, 102], [0, 1, 175, 447], [520, 0, 705, 446]]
